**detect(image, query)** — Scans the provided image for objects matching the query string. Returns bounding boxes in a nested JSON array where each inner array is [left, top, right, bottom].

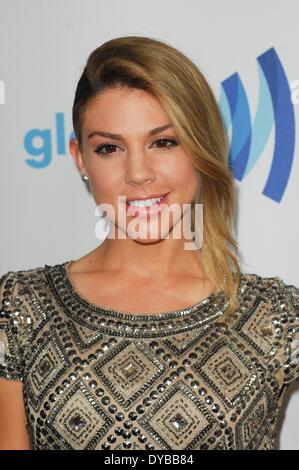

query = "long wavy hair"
[[72, 35, 241, 320]]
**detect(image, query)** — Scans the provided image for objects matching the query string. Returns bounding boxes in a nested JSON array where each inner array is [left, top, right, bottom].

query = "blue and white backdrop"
[[0, 0, 298, 449]]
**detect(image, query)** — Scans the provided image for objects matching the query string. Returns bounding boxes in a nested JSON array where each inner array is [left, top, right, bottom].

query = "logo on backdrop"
[[220, 47, 296, 203], [24, 113, 75, 169], [22, 47, 296, 203]]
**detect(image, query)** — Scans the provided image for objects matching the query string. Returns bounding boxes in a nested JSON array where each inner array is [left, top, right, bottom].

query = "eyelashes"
[[94, 137, 179, 157]]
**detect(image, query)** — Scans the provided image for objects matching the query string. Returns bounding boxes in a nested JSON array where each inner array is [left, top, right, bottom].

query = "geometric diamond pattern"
[[92, 340, 166, 410], [235, 386, 272, 449], [193, 338, 257, 408], [27, 331, 70, 410], [66, 319, 104, 351], [46, 381, 114, 449], [139, 380, 219, 450], [1, 262, 298, 450], [235, 299, 275, 356], [163, 325, 212, 355]]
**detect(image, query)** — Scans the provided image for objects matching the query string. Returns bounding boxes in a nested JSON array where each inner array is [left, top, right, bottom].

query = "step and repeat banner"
[[0, 0, 298, 449]]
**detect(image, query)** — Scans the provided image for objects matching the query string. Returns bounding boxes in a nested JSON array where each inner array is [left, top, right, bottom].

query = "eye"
[[94, 143, 120, 157], [94, 137, 179, 157], [151, 138, 179, 150]]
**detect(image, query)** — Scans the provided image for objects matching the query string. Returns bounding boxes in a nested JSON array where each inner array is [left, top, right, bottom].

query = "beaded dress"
[[0, 260, 298, 450]]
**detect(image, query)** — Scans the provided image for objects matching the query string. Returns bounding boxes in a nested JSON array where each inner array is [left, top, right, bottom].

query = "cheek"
[[87, 162, 123, 202], [163, 157, 199, 197]]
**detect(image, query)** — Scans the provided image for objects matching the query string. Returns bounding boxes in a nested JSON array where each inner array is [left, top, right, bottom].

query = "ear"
[[69, 138, 88, 177]]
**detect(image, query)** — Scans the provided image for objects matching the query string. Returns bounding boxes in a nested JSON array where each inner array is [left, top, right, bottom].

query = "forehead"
[[82, 87, 170, 134]]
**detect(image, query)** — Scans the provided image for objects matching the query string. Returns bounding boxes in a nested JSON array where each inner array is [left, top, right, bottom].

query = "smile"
[[125, 192, 170, 218], [128, 196, 164, 207]]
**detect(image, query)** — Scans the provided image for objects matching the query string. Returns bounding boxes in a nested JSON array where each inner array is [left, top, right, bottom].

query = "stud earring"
[[81, 174, 89, 182]]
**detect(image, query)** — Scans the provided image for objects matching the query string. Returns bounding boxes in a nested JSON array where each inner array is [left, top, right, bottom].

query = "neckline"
[[58, 259, 234, 321]]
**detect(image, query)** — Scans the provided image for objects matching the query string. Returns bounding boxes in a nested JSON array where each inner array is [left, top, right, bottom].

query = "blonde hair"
[[72, 35, 241, 320]]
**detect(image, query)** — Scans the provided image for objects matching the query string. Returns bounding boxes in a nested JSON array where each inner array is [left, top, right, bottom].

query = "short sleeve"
[[282, 282, 299, 384], [0, 271, 25, 382]]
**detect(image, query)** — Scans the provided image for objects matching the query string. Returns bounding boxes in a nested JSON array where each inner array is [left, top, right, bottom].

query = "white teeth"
[[128, 196, 164, 207]]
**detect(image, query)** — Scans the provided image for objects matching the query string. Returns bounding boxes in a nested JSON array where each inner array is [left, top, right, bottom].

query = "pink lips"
[[126, 192, 169, 219]]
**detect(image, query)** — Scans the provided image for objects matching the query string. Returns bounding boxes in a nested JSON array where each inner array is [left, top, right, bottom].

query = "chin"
[[129, 236, 168, 245]]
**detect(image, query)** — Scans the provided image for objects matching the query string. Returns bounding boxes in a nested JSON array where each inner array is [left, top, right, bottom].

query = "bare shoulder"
[[0, 377, 31, 449]]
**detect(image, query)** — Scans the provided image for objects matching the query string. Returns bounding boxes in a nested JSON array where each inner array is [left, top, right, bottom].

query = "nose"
[[125, 150, 156, 186]]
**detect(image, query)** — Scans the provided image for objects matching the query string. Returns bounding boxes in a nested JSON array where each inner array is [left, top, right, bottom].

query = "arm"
[[0, 377, 31, 450]]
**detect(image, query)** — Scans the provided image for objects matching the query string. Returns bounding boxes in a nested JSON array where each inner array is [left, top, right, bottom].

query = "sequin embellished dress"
[[0, 260, 298, 450]]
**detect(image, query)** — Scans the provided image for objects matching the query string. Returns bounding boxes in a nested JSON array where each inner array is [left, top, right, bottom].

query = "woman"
[[0, 36, 298, 450]]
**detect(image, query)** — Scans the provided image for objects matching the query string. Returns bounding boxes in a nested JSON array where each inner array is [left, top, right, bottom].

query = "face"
[[70, 86, 200, 244]]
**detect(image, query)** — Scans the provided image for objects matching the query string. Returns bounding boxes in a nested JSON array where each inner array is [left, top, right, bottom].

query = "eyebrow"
[[87, 123, 173, 141]]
